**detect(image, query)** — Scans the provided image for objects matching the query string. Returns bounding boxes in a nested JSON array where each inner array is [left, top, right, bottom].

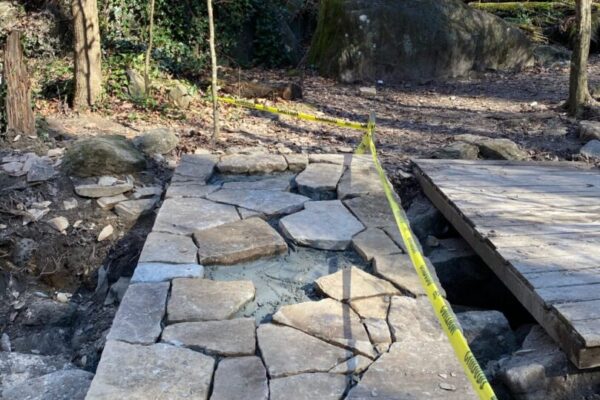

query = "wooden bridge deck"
[[413, 159, 600, 369]]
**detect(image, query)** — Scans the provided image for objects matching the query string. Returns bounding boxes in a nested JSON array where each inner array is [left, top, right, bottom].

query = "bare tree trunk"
[[72, 0, 102, 110], [207, 0, 220, 144], [4, 31, 35, 138], [144, 0, 155, 97], [567, 0, 593, 117]]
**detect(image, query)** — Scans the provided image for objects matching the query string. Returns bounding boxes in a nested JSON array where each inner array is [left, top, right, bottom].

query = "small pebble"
[[439, 382, 456, 391], [98, 225, 114, 241], [1, 333, 11, 352], [56, 292, 71, 303]]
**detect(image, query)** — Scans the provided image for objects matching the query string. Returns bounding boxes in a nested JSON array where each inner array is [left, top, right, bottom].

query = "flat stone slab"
[[193, 218, 287, 265], [171, 154, 218, 183], [114, 198, 157, 220], [351, 228, 403, 262], [344, 194, 396, 228], [222, 176, 292, 191], [97, 194, 127, 210], [329, 355, 373, 375], [387, 296, 444, 343], [315, 266, 400, 302], [279, 200, 364, 250], [153, 198, 240, 235], [207, 189, 309, 217], [309, 154, 373, 167], [269, 373, 348, 400], [74, 181, 133, 198], [167, 278, 255, 323], [217, 154, 287, 174], [106, 282, 169, 344], [131, 263, 204, 283], [257, 324, 353, 378], [295, 163, 344, 200], [285, 154, 308, 171], [272, 298, 376, 358], [138, 232, 198, 264], [162, 318, 256, 356], [350, 296, 391, 320], [337, 166, 384, 199], [211, 356, 268, 400], [373, 254, 444, 297], [363, 317, 392, 345], [346, 341, 476, 400], [165, 183, 220, 199], [85, 341, 214, 400]]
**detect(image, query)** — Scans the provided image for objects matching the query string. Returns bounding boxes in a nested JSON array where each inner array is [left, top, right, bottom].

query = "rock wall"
[[309, 0, 534, 82]]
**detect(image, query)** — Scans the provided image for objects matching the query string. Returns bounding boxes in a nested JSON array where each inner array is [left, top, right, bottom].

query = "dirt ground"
[[1, 56, 599, 373]]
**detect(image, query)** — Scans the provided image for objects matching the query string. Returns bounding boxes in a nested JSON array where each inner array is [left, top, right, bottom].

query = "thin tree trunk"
[[72, 0, 102, 110], [207, 0, 220, 144], [567, 0, 593, 117], [4, 31, 35, 138], [144, 0, 155, 97]]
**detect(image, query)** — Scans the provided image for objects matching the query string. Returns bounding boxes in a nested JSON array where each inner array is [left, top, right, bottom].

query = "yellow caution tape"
[[217, 96, 497, 400], [218, 96, 369, 131], [356, 117, 498, 400]]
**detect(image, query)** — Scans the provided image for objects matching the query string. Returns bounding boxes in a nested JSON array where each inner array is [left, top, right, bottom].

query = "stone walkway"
[[85, 152, 477, 399]]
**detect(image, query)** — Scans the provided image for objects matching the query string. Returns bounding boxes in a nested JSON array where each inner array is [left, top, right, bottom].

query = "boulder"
[[64, 136, 146, 177], [579, 121, 600, 141], [167, 83, 192, 109], [0, 352, 75, 389], [2, 369, 93, 400], [533, 44, 571, 66], [434, 142, 479, 160], [309, 0, 533, 82], [126, 69, 146, 99], [455, 134, 528, 160], [580, 140, 600, 159], [133, 128, 179, 155], [456, 310, 518, 366]]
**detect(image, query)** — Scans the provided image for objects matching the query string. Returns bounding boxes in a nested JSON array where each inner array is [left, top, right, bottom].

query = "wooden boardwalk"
[[413, 159, 600, 369]]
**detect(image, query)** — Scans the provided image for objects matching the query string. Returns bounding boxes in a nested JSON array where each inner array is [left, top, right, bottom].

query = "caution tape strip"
[[356, 118, 498, 400], [218, 96, 369, 131], [217, 95, 497, 400]]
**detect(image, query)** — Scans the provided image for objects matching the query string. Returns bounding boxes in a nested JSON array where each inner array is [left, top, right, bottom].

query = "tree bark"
[[144, 0, 156, 97], [207, 0, 220, 144], [567, 0, 593, 117], [71, 0, 102, 110], [4, 31, 35, 137]]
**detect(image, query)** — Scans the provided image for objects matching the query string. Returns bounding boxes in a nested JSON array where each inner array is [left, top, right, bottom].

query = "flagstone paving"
[[85, 152, 477, 400]]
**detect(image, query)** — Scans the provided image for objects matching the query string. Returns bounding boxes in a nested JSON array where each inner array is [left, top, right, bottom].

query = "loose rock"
[[133, 128, 179, 155], [74, 179, 133, 198], [579, 121, 600, 141], [580, 140, 600, 159], [47, 216, 69, 233], [97, 225, 114, 242], [2, 369, 93, 400], [114, 198, 158, 220], [455, 134, 527, 161], [96, 194, 127, 210], [434, 142, 479, 160]]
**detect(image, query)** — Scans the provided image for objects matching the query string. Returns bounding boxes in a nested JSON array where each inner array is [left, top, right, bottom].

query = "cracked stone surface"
[[272, 299, 376, 358], [171, 154, 218, 183], [193, 218, 287, 265], [350, 296, 391, 320], [279, 200, 364, 250], [257, 324, 353, 378], [295, 163, 344, 200], [153, 198, 240, 235], [106, 282, 169, 344], [207, 189, 309, 217], [388, 296, 445, 343], [337, 166, 385, 199], [138, 232, 198, 264], [162, 318, 256, 356], [165, 183, 219, 199], [344, 194, 396, 228], [211, 356, 268, 400], [114, 198, 158, 220], [222, 175, 292, 191], [363, 317, 392, 345], [167, 278, 255, 323], [329, 355, 373, 375], [131, 263, 204, 283], [217, 154, 287, 174], [85, 341, 215, 400], [269, 373, 349, 400], [285, 154, 308, 171], [352, 228, 403, 262], [346, 341, 476, 400], [315, 266, 400, 301]]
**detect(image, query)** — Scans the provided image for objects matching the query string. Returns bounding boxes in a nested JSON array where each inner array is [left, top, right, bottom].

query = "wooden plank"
[[491, 231, 600, 249], [523, 268, 600, 289], [511, 257, 600, 274], [554, 300, 600, 321], [498, 243, 600, 263], [441, 185, 600, 196], [413, 160, 600, 368], [536, 284, 600, 305], [476, 223, 600, 238], [571, 319, 600, 347]]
